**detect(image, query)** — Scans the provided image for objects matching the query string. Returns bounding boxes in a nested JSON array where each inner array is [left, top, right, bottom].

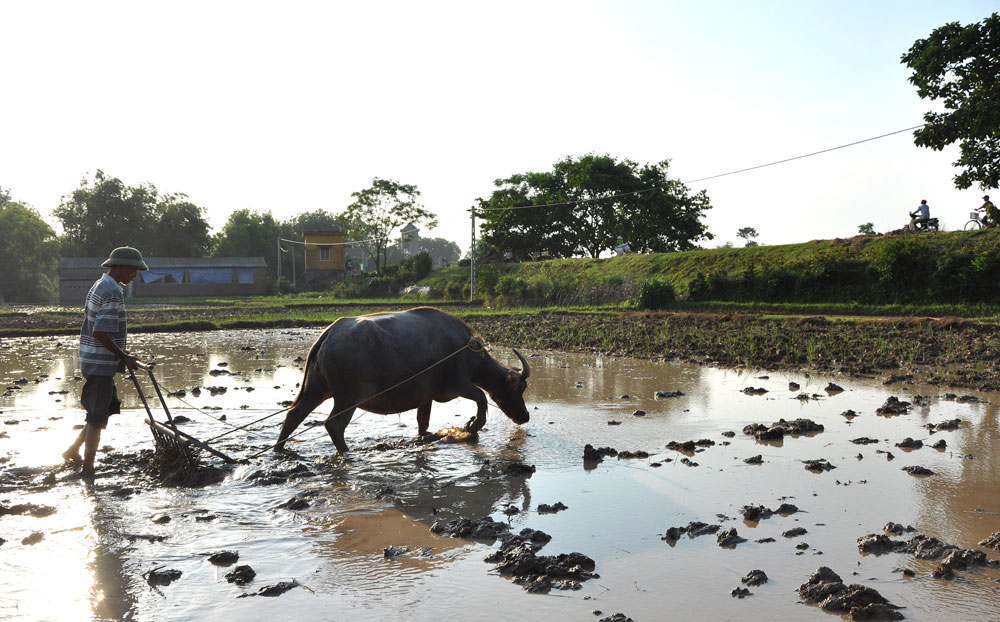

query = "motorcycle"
[[908, 211, 939, 233]]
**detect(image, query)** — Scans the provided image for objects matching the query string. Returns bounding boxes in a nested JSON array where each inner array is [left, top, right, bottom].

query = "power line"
[[475, 122, 926, 213]]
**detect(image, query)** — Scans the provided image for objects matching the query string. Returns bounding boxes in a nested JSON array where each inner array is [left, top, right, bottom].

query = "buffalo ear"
[[507, 369, 520, 386]]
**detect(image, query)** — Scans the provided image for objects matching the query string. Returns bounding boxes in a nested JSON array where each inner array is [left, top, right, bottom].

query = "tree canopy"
[[476, 154, 712, 259], [212, 208, 281, 273], [0, 192, 59, 301], [52, 171, 212, 257], [342, 178, 437, 275], [902, 13, 1000, 190]]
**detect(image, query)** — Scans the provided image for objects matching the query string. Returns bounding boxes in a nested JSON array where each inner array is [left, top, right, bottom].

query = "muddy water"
[[1, 328, 998, 622]]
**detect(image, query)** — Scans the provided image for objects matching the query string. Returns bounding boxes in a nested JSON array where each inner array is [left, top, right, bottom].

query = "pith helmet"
[[102, 246, 149, 270]]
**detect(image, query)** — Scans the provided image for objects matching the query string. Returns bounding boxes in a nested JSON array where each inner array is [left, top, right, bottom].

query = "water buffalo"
[[275, 306, 530, 453]]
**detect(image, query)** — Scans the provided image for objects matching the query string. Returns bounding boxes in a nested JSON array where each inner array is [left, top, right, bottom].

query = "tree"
[[212, 208, 281, 274], [0, 194, 59, 302], [858, 222, 876, 235], [52, 171, 212, 258], [736, 226, 759, 247], [419, 236, 461, 266], [342, 178, 437, 275], [53, 170, 159, 256], [477, 154, 712, 259], [146, 195, 212, 256], [902, 14, 1000, 190]]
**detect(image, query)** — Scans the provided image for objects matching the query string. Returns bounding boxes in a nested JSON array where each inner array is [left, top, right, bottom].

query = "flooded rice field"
[[1, 328, 998, 622]]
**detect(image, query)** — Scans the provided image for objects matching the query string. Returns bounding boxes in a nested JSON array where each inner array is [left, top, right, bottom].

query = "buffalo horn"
[[512, 348, 530, 380]]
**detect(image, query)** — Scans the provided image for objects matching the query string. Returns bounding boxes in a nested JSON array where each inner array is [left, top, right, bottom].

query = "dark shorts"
[[81, 375, 121, 429]]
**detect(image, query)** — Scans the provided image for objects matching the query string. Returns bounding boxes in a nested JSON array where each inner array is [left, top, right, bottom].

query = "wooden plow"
[[128, 363, 235, 464]]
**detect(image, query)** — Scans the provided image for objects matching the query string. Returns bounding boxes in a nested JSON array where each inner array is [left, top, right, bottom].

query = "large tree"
[[212, 208, 281, 273], [0, 191, 59, 302], [477, 154, 713, 259], [147, 195, 212, 257], [902, 14, 1000, 190], [342, 178, 437, 275], [53, 170, 159, 256], [53, 171, 212, 257]]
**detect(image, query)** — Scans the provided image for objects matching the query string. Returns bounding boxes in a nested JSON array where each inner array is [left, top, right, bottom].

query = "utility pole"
[[469, 207, 476, 301], [291, 235, 296, 287], [276, 236, 281, 283]]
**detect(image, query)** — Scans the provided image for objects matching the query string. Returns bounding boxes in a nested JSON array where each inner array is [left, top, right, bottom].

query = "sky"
[[2, 0, 998, 253]]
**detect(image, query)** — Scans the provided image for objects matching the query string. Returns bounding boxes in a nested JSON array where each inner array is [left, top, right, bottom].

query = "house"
[[400, 223, 419, 257], [300, 230, 347, 288], [58, 257, 269, 304]]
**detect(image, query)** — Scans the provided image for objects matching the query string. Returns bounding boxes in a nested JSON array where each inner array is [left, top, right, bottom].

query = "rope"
[[137, 371, 284, 441], [247, 336, 486, 459]]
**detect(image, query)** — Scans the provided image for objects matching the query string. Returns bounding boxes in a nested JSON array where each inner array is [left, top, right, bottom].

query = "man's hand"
[[122, 354, 143, 372]]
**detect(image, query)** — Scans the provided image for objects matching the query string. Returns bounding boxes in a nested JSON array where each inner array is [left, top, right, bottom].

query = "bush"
[[634, 278, 676, 309]]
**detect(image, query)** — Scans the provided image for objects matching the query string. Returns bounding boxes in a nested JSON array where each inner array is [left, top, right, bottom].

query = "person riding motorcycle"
[[909, 199, 931, 231], [978, 195, 998, 227]]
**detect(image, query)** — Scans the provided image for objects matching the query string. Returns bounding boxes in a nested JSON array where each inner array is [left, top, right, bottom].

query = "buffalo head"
[[487, 348, 531, 425]]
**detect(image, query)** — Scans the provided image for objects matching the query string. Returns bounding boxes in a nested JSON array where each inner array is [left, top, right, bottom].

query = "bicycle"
[[964, 210, 988, 230]]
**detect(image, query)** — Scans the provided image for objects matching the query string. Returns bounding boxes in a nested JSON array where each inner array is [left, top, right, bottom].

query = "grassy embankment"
[[424, 228, 1000, 318]]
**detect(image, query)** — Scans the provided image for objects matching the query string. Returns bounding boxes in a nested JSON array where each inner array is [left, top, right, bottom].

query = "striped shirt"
[[79, 274, 128, 377]]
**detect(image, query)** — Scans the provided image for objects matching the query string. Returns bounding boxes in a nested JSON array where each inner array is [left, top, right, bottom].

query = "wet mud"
[[1, 330, 999, 621]]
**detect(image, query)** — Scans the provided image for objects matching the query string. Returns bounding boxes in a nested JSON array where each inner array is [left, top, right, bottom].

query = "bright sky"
[[2, 1, 997, 252]]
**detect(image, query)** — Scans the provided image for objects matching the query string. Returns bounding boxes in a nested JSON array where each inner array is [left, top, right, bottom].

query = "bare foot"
[[62, 449, 82, 466]]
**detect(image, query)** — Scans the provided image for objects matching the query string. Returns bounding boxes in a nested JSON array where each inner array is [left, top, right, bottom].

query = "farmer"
[[63, 246, 147, 477]]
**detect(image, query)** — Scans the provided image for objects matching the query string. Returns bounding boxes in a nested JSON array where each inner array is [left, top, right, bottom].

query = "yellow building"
[[303, 231, 346, 271], [301, 231, 347, 288]]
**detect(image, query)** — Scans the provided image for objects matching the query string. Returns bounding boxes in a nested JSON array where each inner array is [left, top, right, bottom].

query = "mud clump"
[[663, 521, 722, 542], [666, 439, 715, 453], [237, 580, 300, 597], [742, 386, 768, 395], [895, 438, 923, 449], [431, 516, 511, 542], [731, 586, 752, 598], [743, 569, 768, 586], [925, 418, 961, 432], [717, 528, 747, 547], [980, 532, 1000, 551], [207, 551, 239, 566], [583, 444, 618, 463], [783, 527, 808, 538], [740, 505, 773, 522], [804, 459, 836, 472], [484, 529, 597, 593], [901, 466, 934, 476], [226, 565, 256, 586], [851, 437, 880, 445], [743, 418, 824, 441], [0, 502, 57, 518], [537, 501, 568, 514], [876, 397, 910, 416], [797, 566, 903, 621], [857, 532, 996, 573], [145, 567, 182, 587], [655, 390, 685, 399], [744, 454, 763, 464]]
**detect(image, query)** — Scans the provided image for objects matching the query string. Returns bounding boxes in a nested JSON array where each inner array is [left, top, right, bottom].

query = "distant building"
[[400, 223, 419, 257], [58, 257, 269, 304], [300, 230, 347, 289]]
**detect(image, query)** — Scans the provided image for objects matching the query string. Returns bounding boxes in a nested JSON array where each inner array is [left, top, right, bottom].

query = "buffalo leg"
[[458, 386, 489, 433], [324, 401, 356, 454], [416, 403, 432, 437], [275, 386, 329, 451]]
